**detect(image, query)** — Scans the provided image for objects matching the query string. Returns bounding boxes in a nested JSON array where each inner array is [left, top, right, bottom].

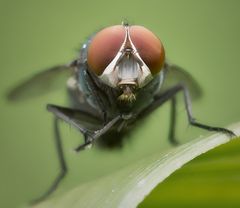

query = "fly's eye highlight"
[[130, 26, 165, 75], [87, 25, 125, 75]]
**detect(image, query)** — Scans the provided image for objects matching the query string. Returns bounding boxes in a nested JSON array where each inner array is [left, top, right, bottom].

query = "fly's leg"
[[30, 104, 104, 204], [139, 84, 235, 144], [74, 115, 122, 152], [46, 104, 122, 152], [180, 84, 235, 137], [169, 97, 178, 145], [31, 118, 67, 204], [47, 103, 123, 152]]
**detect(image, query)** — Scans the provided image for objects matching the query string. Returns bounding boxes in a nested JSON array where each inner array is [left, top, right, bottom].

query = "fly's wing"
[[7, 64, 74, 101], [159, 63, 202, 100]]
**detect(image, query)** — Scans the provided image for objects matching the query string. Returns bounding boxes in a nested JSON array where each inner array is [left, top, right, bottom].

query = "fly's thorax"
[[87, 23, 165, 103]]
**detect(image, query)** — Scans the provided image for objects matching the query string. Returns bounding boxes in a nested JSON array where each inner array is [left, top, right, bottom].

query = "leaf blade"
[[31, 123, 240, 208]]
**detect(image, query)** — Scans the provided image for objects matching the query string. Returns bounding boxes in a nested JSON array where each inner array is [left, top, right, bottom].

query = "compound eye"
[[130, 26, 165, 75], [87, 25, 125, 75]]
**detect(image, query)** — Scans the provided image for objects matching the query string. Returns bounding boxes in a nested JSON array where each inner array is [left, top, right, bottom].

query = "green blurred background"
[[0, 0, 240, 207]]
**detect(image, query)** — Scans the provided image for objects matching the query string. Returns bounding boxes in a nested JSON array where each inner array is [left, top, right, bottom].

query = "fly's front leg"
[[31, 117, 67, 204], [74, 115, 122, 152], [47, 104, 122, 151]]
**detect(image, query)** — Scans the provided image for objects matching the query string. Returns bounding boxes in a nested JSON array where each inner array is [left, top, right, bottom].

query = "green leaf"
[[30, 123, 240, 208]]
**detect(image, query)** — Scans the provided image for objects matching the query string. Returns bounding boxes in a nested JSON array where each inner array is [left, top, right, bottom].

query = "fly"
[[7, 22, 235, 204]]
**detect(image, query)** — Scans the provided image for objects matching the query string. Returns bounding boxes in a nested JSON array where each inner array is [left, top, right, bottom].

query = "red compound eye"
[[87, 25, 165, 75], [130, 25, 165, 75], [87, 25, 125, 75]]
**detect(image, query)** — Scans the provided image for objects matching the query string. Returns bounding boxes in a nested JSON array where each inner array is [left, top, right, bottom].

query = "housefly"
[[7, 23, 235, 203]]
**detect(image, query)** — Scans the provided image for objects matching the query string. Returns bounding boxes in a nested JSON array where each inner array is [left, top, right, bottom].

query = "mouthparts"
[[118, 84, 136, 103]]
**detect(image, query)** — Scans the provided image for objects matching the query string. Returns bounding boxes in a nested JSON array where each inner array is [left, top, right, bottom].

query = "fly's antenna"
[[122, 19, 129, 27]]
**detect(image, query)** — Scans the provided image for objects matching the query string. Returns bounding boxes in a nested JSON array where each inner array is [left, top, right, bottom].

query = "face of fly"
[[87, 24, 165, 103]]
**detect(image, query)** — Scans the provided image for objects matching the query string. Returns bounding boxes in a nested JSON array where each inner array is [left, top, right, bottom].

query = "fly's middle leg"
[[169, 97, 178, 145], [31, 104, 106, 204], [180, 84, 235, 137], [31, 117, 67, 205], [139, 84, 235, 144]]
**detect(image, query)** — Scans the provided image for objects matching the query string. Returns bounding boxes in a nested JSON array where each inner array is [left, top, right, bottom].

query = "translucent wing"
[[159, 63, 202, 100], [7, 64, 74, 101]]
